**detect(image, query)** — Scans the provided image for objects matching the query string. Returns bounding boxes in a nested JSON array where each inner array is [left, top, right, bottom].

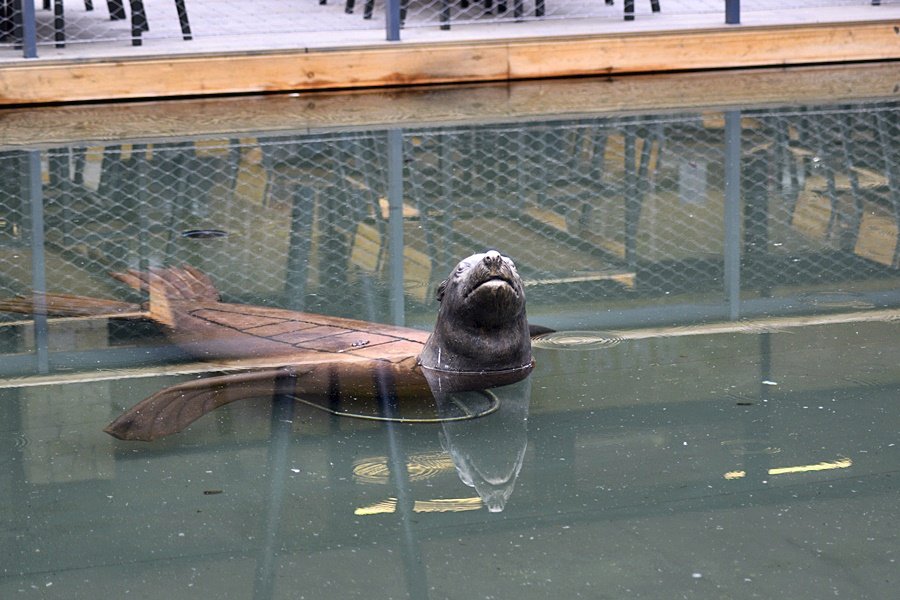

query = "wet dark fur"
[[418, 251, 532, 373]]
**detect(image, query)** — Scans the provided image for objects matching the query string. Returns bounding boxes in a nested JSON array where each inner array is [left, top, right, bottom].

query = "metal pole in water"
[[375, 371, 430, 599], [253, 373, 298, 600], [387, 129, 405, 327], [134, 145, 151, 277], [26, 151, 49, 373], [285, 184, 314, 311], [724, 111, 742, 321]]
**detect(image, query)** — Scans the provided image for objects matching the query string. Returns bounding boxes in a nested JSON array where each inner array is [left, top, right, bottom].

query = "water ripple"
[[532, 331, 624, 350], [11, 433, 28, 450], [721, 439, 782, 456]]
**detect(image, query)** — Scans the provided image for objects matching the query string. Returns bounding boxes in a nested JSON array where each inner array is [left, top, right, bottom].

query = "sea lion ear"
[[436, 278, 448, 302]]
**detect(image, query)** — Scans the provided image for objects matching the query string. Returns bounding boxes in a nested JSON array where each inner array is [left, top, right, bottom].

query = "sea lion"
[[1, 251, 538, 441]]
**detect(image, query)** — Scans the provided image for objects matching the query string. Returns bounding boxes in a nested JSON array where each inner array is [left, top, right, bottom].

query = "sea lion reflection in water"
[[436, 377, 532, 512], [2, 250, 539, 442]]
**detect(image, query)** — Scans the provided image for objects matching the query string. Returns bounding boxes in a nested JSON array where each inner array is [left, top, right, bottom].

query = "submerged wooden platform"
[[0, 5, 898, 105]]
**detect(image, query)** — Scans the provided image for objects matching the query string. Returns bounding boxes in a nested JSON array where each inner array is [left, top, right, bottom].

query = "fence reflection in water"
[[1, 99, 899, 375]]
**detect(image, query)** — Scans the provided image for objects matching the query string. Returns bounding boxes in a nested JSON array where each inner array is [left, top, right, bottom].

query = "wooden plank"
[[507, 22, 900, 77], [0, 43, 510, 105], [0, 21, 897, 112], [1, 60, 898, 149], [855, 209, 899, 267]]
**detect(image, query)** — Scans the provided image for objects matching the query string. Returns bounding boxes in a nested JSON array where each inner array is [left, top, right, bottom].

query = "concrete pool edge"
[[0, 19, 898, 106]]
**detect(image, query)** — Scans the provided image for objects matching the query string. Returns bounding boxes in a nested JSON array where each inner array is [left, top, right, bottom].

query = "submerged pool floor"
[[1, 318, 898, 598]]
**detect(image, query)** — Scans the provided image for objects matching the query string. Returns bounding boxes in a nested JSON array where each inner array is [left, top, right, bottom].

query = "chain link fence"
[[2, 0, 895, 57], [1, 96, 899, 372]]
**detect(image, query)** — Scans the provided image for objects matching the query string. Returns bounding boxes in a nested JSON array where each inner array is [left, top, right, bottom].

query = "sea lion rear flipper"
[[105, 367, 301, 441]]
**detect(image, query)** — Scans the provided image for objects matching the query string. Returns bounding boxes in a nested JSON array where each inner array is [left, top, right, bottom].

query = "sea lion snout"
[[464, 251, 522, 309], [478, 250, 510, 284], [483, 250, 502, 269]]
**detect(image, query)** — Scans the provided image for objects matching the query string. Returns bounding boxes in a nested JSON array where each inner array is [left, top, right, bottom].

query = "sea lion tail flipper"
[[0, 293, 142, 318], [104, 367, 303, 441]]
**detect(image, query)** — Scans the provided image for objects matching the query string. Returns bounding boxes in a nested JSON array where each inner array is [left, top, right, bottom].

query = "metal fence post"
[[724, 111, 742, 320], [386, 0, 401, 41], [725, 0, 740, 24], [21, 0, 39, 58]]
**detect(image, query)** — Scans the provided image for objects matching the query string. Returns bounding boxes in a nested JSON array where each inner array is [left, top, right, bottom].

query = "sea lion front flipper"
[[104, 367, 302, 441]]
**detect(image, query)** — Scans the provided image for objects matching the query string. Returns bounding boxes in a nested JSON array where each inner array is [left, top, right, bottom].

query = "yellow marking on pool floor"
[[724, 457, 852, 480], [355, 497, 483, 515]]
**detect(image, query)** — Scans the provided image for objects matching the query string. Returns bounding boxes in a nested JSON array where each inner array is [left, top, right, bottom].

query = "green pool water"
[[1, 67, 898, 599]]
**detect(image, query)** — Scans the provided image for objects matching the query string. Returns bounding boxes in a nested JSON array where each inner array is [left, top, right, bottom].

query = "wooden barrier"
[[1, 61, 898, 149], [0, 20, 898, 106]]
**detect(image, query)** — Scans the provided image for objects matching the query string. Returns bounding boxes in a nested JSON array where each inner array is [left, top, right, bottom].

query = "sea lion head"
[[438, 250, 526, 327], [418, 251, 533, 377]]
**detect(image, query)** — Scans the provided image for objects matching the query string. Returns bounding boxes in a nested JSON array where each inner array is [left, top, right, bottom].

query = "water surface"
[[1, 68, 898, 598]]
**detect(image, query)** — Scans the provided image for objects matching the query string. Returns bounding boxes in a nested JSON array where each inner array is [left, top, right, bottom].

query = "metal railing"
[[1, 0, 894, 58]]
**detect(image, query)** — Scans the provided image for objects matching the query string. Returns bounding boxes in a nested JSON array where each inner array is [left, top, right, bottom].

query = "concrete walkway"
[[1, 0, 896, 61]]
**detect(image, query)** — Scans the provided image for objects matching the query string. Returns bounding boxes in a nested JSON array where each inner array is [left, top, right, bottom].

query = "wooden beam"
[[0, 21, 897, 108], [507, 21, 900, 77], [0, 60, 898, 150]]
